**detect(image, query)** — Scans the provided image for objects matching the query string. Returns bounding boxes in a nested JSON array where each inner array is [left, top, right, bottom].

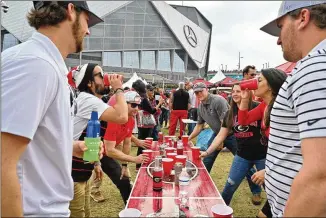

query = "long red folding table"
[[125, 140, 226, 217]]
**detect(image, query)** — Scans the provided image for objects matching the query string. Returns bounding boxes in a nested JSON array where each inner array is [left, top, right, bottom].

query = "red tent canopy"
[[275, 62, 296, 74], [219, 77, 239, 87], [193, 78, 213, 87]]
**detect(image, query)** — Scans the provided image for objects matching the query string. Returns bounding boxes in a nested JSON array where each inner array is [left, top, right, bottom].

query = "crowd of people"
[[1, 1, 326, 217]]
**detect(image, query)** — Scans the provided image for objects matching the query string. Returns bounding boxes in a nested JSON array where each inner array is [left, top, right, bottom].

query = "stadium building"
[[1, 1, 212, 82]]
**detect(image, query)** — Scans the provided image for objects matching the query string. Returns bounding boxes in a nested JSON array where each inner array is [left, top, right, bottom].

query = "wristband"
[[122, 163, 128, 167], [114, 88, 124, 94], [94, 161, 101, 166]]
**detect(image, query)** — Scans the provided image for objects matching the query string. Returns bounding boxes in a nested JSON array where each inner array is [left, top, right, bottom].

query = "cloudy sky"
[[167, 1, 286, 71]]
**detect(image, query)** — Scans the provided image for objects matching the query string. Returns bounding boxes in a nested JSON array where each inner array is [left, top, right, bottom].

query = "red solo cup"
[[211, 204, 233, 218], [145, 137, 153, 144], [165, 147, 176, 154], [162, 158, 174, 175], [164, 136, 170, 143], [191, 147, 200, 160], [158, 132, 164, 142], [142, 149, 153, 163], [182, 135, 189, 146], [168, 139, 173, 147], [239, 78, 258, 90], [175, 155, 187, 166], [166, 153, 177, 165], [103, 74, 110, 87]]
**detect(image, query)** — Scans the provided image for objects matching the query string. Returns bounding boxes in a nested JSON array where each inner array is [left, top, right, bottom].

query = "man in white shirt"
[[260, 1, 326, 216], [1, 1, 103, 217], [69, 63, 128, 217], [185, 82, 197, 135]]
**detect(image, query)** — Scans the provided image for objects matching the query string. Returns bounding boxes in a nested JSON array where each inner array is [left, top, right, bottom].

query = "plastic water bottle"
[[86, 108, 100, 138], [179, 168, 190, 207]]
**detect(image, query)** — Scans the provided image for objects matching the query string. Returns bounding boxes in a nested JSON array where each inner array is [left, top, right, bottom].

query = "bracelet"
[[114, 88, 124, 94], [94, 161, 101, 166], [122, 163, 128, 167]]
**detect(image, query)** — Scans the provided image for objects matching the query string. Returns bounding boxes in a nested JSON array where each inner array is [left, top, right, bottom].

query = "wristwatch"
[[94, 161, 101, 166]]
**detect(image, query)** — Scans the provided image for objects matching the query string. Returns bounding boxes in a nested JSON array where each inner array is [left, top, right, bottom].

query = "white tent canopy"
[[209, 71, 226, 84], [122, 72, 147, 88]]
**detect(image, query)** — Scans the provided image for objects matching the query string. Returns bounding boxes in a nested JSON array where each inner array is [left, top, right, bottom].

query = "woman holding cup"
[[200, 84, 266, 206], [238, 68, 287, 218]]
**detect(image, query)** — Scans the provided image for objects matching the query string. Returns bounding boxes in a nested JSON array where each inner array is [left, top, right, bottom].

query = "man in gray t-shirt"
[[188, 82, 229, 172]]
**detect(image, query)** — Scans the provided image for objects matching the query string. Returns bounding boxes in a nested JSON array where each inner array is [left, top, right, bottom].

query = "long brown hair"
[[226, 84, 254, 130], [261, 69, 287, 128]]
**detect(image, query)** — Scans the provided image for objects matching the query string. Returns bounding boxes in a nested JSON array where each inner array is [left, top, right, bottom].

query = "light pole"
[[238, 52, 243, 70]]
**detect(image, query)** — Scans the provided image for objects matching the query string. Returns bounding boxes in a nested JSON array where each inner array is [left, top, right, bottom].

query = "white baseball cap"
[[71, 63, 102, 88], [260, 1, 326, 36], [124, 91, 141, 104]]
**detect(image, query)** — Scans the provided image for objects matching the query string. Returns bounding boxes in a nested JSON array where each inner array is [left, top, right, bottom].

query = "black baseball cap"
[[33, 1, 103, 28]]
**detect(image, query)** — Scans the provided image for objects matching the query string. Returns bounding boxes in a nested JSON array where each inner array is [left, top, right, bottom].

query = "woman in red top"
[[238, 68, 287, 218]]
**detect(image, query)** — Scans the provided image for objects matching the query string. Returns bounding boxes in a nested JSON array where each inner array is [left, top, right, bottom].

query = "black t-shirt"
[[222, 102, 267, 160], [172, 89, 189, 110]]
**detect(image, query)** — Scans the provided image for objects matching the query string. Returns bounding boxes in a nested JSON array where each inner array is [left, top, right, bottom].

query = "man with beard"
[[1, 1, 103, 217], [260, 1, 326, 216], [69, 63, 128, 217], [91, 91, 149, 205]]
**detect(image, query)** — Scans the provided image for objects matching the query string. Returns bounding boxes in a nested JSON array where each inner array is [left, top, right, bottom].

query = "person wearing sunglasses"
[[101, 91, 150, 203], [242, 65, 257, 80], [69, 63, 128, 217]]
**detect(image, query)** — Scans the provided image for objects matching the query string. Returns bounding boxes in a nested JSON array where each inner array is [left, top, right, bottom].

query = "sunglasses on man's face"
[[130, 103, 140, 108], [93, 72, 103, 79], [195, 91, 203, 95], [249, 73, 256, 77]]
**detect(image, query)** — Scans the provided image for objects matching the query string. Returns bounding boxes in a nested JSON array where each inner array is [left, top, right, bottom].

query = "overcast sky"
[[166, 1, 286, 71]]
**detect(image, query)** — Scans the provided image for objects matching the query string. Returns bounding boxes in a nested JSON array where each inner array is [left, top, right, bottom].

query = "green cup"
[[83, 137, 101, 162]]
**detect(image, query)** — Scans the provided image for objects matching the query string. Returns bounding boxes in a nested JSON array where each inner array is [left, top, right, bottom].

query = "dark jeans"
[[159, 108, 169, 127], [151, 125, 158, 141], [221, 155, 265, 205], [136, 127, 153, 169], [100, 156, 132, 204], [202, 133, 261, 197]]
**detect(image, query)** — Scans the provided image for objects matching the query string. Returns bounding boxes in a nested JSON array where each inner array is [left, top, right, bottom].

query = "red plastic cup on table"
[[182, 135, 189, 147], [158, 132, 163, 143], [191, 146, 200, 160], [211, 204, 233, 218], [168, 138, 173, 147], [239, 78, 258, 90], [162, 158, 174, 175], [165, 147, 176, 154], [164, 136, 170, 143], [142, 149, 153, 163], [166, 153, 177, 165], [175, 155, 187, 167]]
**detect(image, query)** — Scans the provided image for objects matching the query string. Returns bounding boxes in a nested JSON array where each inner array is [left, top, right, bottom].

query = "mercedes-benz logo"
[[183, 25, 198, 48]]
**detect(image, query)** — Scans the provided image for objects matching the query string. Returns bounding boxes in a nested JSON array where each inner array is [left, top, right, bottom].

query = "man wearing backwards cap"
[[260, 1, 326, 217], [69, 63, 127, 217], [1, 1, 103, 217], [90, 91, 149, 204]]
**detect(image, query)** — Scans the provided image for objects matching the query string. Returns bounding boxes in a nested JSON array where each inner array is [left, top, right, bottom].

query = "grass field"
[[90, 129, 266, 217]]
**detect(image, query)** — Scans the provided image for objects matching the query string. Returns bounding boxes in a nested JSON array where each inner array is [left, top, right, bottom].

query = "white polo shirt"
[[1, 32, 74, 217]]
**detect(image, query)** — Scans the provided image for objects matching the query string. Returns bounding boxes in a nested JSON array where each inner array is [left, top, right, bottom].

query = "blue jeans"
[[222, 155, 266, 205], [202, 133, 261, 197], [188, 123, 196, 135], [202, 133, 237, 172], [151, 125, 158, 141]]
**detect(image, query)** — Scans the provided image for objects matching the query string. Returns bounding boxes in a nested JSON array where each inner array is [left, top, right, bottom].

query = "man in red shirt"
[[97, 91, 149, 204]]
